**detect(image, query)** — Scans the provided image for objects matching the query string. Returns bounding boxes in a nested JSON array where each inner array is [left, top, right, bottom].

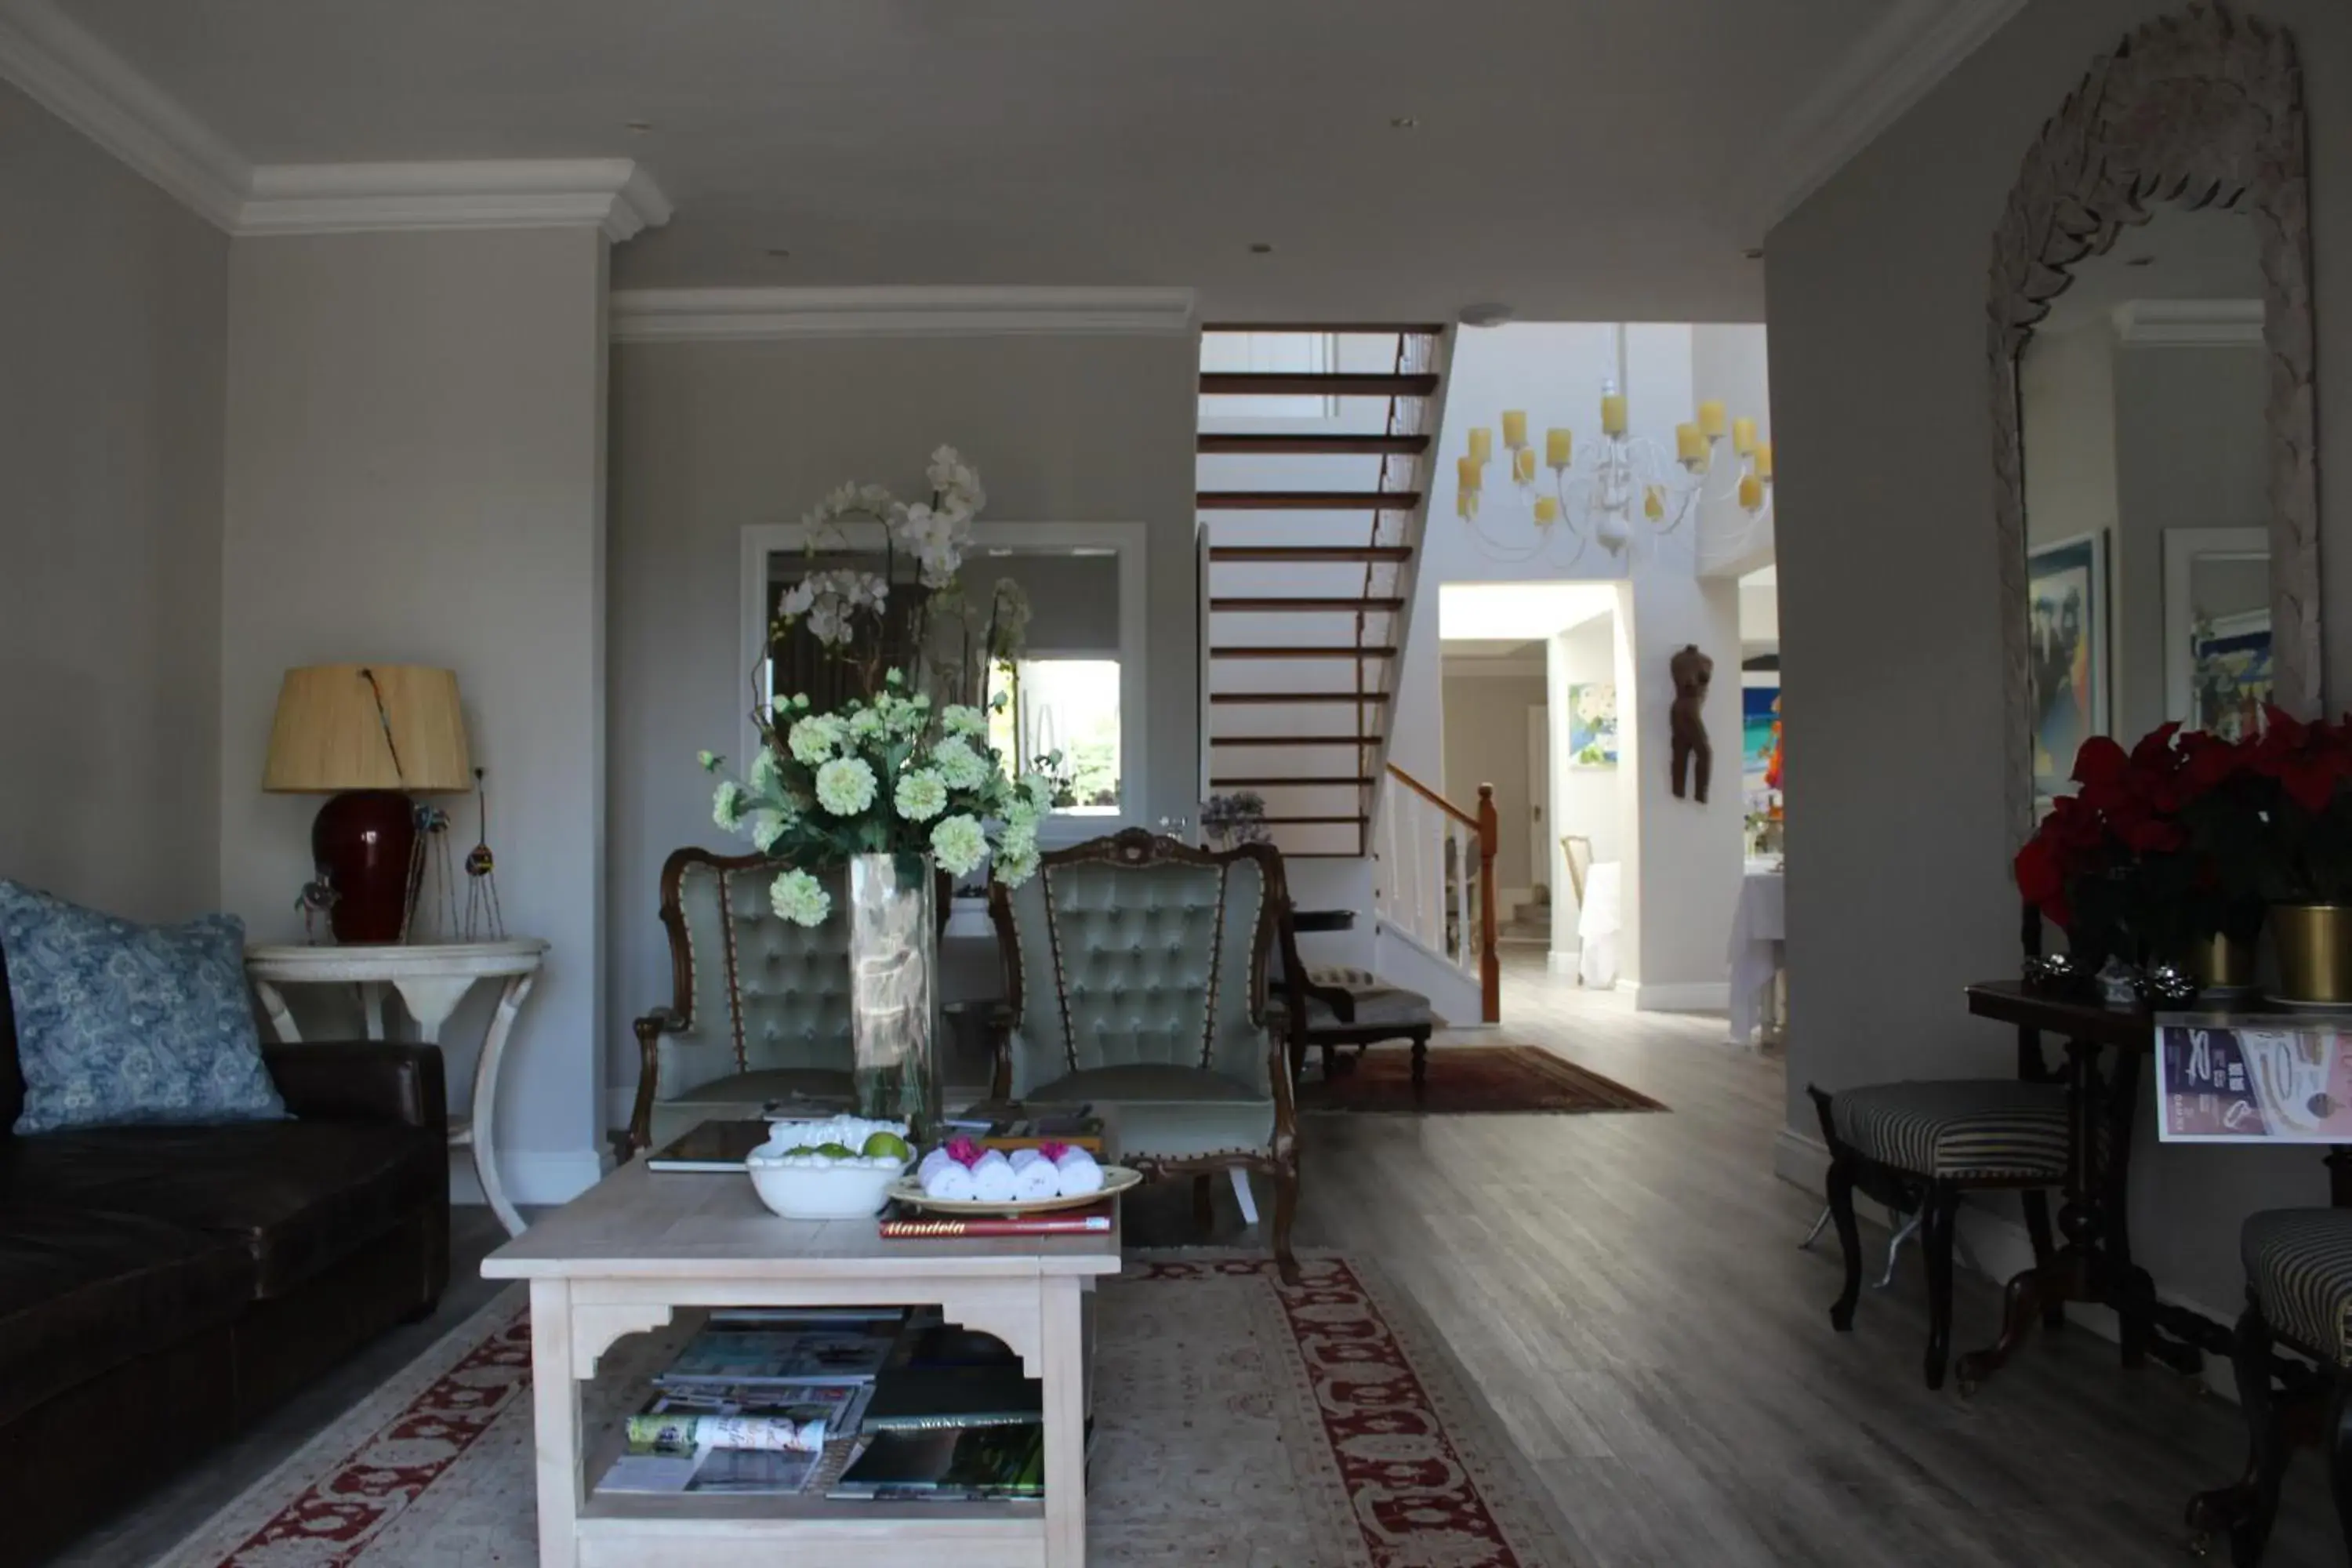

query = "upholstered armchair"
[[625, 848, 857, 1153], [986, 829, 1298, 1279]]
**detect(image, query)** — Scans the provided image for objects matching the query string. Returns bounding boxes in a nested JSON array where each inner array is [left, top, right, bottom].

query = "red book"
[[879, 1201, 1113, 1239]]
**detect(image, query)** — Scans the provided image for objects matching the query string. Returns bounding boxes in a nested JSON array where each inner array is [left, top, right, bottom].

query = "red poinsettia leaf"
[[2284, 756, 2339, 816], [2071, 735, 2130, 788], [2130, 722, 2183, 769]]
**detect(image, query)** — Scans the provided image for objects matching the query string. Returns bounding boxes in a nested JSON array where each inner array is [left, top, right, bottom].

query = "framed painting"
[[1566, 681, 1618, 768], [2027, 532, 2108, 791], [1740, 681, 1780, 807]]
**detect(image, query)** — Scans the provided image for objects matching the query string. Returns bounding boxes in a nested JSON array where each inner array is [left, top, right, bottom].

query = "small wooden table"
[[245, 939, 547, 1236], [482, 1159, 1120, 1567]]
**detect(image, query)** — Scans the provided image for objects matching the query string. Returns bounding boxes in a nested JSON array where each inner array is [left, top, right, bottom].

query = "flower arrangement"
[[1201, 791, 1272, 849], [2013, 709, 2352, 971], [700, 448, 1062, 920]]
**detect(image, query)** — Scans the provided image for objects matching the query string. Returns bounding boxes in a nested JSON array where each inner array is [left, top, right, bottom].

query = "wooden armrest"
[[626, 1008, 691, 1154]]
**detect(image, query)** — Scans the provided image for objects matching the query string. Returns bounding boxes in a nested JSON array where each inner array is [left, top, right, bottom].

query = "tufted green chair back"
[[656, 853, 854, 1098], [994, 833, 1277, 1098]]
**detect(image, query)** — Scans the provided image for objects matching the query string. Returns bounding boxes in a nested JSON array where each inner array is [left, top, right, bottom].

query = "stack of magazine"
[[593, 1308, 899, 1497], [592, 1308, 1053, 1503]]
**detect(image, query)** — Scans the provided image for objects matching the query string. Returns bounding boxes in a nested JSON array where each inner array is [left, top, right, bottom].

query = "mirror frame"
[[1991, 3, 2318, 844], [739, 519, 1151, 838]]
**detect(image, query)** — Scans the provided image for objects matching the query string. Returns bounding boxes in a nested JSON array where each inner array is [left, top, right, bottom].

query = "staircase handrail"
[[1378, 764, 1501, 1022]]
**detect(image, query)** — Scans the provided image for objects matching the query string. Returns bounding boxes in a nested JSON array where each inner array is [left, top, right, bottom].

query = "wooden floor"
[[43, 953, 2346, 1566]]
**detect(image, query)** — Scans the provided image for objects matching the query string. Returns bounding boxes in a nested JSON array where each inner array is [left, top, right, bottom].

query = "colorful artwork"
[[1741, 684, 1780, 804], [2158, 1018, 2352, 1143], [1566, 682, 1618, 768], [2192, 613, 2273, 742], [2028, 532, 2108, 788]]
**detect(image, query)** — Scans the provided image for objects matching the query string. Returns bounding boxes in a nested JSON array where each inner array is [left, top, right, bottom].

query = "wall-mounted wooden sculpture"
[[1670, 643, 1713, 803]]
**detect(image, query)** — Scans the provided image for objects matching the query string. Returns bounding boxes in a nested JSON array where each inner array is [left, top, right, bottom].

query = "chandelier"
[[1454, 380, 1773, 566]]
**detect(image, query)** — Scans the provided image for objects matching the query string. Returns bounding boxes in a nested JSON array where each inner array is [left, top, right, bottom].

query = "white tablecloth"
[[1728, 860, 1784, 1046], [1577, 861, 1623, 988]]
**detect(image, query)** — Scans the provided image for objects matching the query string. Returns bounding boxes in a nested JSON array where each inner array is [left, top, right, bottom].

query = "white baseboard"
[[1771, 1120, 2244, 1401], [1631, 981, 1731, 1011], [448, 1146, 609, 1211]]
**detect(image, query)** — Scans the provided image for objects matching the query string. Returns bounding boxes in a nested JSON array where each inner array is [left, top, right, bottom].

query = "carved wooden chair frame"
[[984, 827, 1301, 1274], [1989, 2, 2318, 848], [624, 845, 949, 1155]]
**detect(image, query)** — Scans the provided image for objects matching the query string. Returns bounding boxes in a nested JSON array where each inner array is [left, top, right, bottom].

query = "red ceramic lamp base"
[[313, 790, 417, 944]]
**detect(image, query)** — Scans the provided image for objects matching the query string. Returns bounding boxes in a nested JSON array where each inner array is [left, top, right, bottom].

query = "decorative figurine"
[[403, 803, 456, 943], [296, 877, 338, 944], [1669, 643, 1714, 803], [2146, 963, 2202, 1008], [463, 768, 506, 941]]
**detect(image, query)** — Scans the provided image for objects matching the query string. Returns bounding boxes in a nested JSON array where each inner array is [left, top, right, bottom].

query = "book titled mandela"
[[878, 1201, 1113, 1240]]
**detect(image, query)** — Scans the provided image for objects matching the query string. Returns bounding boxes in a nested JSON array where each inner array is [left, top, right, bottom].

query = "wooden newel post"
[[1475, 782, 1501, 1023]]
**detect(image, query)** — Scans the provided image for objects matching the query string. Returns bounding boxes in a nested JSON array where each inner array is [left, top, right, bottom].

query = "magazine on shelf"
[[625, 1381, 873, 1456], [827, 1424, 1045, 1501], [656, 1321, 898, 1386], [596, 1445, 822, 1496]]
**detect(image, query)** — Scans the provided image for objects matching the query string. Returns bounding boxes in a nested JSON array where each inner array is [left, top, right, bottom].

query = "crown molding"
[[611, 285, 1200, 343], [1750, 0, 2027, 235], [0, 3, 669, 240], [2111, 298, 2264, 347], [0, 0, 249, 226], [239, 159, 672, 240]]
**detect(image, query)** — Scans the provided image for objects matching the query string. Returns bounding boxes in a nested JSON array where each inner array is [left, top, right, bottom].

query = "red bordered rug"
[[155, 1253, 1577, 1567]]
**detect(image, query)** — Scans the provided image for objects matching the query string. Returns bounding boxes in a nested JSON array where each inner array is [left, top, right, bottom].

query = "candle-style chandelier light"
[[1454, 380, 1773, 566]]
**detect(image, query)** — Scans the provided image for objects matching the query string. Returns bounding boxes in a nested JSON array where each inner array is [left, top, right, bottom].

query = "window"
[[989, 659, 1123, 814]]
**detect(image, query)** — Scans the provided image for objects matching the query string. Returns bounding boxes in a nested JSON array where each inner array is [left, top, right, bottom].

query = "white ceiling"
[[37, 0, 2022, 321]]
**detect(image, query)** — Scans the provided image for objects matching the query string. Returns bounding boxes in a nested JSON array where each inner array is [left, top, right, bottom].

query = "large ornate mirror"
[[1993, 4, 2317, 840]]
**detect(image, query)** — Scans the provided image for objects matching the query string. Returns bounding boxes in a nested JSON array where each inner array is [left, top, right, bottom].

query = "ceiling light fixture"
[[1390, 116, 1420, 129], [1248, 242, 1276, 255], [1457, 303, 1515, 328], [1743, 247, 1766, 260], [1454, 325, 1771, 564], [764, 248, 792, 260], [624, 120, 655, 134]]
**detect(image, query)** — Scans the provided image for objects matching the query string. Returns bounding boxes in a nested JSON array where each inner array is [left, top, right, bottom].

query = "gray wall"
[[1768, 0, 2352, 1318], [605, 333, 1196, 1096], [1439, 666, 1546, 894], [220, 228, 612, 1200], [0, 79, 227, 920]]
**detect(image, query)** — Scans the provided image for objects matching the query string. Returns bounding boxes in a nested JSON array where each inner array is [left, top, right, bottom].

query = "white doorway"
[[1526, 705, 1550, 891]]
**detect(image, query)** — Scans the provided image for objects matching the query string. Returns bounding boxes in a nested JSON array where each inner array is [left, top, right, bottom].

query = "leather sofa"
[[0, 966, 451, 1564]]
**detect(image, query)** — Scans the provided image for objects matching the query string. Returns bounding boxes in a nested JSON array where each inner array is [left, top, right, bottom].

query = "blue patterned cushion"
[[1, 883, 285, 1134]]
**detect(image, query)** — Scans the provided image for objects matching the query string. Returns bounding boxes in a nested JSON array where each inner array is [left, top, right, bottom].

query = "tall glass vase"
[[847, 852, 942, 1142]]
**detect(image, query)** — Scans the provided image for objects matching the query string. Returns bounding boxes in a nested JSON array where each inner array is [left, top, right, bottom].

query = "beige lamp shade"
[[263, 665, 474, 793]]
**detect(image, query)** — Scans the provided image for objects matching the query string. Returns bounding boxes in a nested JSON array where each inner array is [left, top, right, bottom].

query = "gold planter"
[[2270, 904, 2352, 1005], [2187, 930, 2259, 993]]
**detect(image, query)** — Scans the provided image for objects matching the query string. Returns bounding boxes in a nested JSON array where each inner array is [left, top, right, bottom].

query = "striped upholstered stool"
[[1818, 1078, 2071, 1390], [2210, 1209, 2352, 1564]]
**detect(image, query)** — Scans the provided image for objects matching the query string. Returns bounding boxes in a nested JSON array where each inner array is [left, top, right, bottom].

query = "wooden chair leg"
[[2328, 1362, 2352, 1567], [1410, 1033, 1429, 1091], [2227, 1302, 2287, 1567], [1192, 1174, 1214, 1234], [1272, 1157, 1301, 1287], [1827, 1146, 1864, 1333], [1922, 1181, 1961, 1392], [1318, 1043, 1337, 1080], [2022, 1188, 2063, 1329]]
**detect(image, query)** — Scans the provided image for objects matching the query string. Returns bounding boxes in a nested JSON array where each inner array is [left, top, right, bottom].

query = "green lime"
[[783, 1145, 818, 1157], [813, 1142, 856, 1160], [861, 1131, 910, 1161]]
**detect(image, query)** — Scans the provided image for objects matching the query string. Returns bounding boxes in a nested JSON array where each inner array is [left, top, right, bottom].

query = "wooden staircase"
[[1197, 325, 1450, 858]]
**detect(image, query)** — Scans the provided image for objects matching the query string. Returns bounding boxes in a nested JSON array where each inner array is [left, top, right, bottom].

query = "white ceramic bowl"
[[746, 1154, 905, 1220]]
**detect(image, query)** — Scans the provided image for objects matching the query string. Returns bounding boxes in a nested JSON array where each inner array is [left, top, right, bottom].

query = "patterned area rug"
[[1301, 1044, 1665, 1116], [154, 1252, 1577, 1567]]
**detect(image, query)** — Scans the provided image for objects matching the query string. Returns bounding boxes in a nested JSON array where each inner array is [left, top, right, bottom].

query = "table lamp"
[[263, 665, 473, 943]]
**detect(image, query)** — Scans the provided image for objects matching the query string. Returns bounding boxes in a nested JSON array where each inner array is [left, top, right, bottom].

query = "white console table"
[[245, 938, 549, 1236]]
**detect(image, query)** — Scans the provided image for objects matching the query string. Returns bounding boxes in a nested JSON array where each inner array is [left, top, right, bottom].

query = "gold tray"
[[885, 1164, 1142, 1216]]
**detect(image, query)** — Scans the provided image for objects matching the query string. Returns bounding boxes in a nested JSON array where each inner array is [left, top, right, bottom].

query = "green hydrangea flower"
[[894, 768, 949, 822], [815, 757, 878, 816], [931, 737, 990, 793], [712, 779, 747, 831], [931, 814, 989, 877], [769, 869, 831, 927]]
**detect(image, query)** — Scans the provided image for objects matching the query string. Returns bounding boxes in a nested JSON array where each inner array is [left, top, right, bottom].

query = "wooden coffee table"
[[482, 1158, 1120, 1567]]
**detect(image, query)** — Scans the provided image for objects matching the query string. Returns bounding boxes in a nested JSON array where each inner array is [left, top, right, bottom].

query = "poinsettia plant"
[[2241, 707, 2352, 904], [2014, 723, 2264, 967]]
